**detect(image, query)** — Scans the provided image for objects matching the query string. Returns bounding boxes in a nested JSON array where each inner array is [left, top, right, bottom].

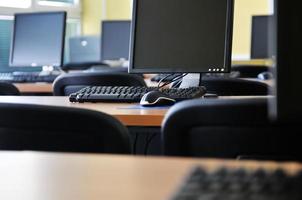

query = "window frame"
[[0, 0, 81, 19]]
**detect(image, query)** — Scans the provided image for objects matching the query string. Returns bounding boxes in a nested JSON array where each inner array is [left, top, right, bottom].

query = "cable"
[[157, 73, 178, 88], [157, 73, 188, 89]]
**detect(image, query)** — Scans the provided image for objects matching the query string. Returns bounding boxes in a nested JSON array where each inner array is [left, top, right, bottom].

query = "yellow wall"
[[82, 0, 271, 58], [82, 0, 131, 35], [106, 0, 131, 20], [233, 0, 270, 58], [82, 0, 103, 35]]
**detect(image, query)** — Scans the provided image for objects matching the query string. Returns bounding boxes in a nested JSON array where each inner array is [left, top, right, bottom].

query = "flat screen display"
[[130, 0, 234, 73], [101, 20, 131, 61], [10, 12, 66, 67]]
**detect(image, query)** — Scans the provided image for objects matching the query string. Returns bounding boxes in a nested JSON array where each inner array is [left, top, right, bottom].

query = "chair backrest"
[[0, 103, 131, 154], [202, 77, 270, 96], [231, 65, 270, 78], [162, 98, 301, 161], [0, 82, 20, 95], [53, 72, 146, 96]]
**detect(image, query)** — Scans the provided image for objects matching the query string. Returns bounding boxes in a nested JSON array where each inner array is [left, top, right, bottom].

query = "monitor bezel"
[[9, 11, 66, 68], [100, 20, 131, 61], [129, 0, 234, 74]]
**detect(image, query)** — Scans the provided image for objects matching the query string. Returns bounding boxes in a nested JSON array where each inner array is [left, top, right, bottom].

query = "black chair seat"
[[0, 103, 131, 154], [0, 82, 20, 95], [53, 72, 146, 96], [162, 98, 301, 161], [201, 77, 270, 96]]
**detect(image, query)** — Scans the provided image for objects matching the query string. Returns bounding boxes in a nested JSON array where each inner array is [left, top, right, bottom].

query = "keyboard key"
[[169, 166, 302, 200]]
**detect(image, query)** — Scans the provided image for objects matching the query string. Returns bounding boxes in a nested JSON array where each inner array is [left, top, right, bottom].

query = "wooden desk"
[[232, 59, 273, 66], [14, 83, 53, 94], [0, 151, 301, 200], [0, 95, 272, 127], [0, 96, 168, 127], [13, 78, 155, 94]]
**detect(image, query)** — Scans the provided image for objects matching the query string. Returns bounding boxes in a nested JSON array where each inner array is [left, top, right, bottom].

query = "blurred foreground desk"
[[0, 151, 301, 200]]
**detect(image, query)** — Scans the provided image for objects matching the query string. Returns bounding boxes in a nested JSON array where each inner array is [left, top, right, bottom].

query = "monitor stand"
[[179, 73, 202, 88], [39, 65, 63, 76]]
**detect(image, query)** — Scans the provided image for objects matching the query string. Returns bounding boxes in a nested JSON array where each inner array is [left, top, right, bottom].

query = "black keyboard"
[[0, 72, 59, 83], [69, 86, 206, 103], [170, 166, 302, 200]]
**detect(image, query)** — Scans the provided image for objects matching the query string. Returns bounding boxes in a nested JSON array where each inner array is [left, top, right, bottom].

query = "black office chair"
[[201, 77, 270, 96], [0, 82, 20, 95], [231, 65, 271, 78], [162, 98, 301, 161], [53, 72, 146, 96], [0, 103, 131, 154]]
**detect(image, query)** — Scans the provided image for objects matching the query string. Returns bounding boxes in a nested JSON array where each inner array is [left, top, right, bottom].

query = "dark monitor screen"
[[251, 15, 274, 59], [130, 0, 234, 73], [69, 36, 101, 63], [9, 12, 66, 67], [101, 20, 131, 61], [272, 0, 302, 122]]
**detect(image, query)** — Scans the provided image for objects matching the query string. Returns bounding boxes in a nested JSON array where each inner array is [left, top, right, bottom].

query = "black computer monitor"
[[251, 15, 274, 59], [129, 0, 234, 74], [9, 12, 66, 68], [271, 0, 302, 122], [101, 20, 131, 61], [69, 36, 101, 63]]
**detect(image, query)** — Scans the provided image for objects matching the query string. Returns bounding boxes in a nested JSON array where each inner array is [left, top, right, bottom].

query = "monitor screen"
[[69, 36, 101, 63], [9, 12, 66, 67], [272, 0, 302, 122], [101, 20, 131, 61], [251, 15, 274, 59], [130, 0, 234, 74]]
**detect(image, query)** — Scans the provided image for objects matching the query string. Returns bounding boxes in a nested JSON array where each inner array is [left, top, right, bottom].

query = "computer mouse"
[[140, 91, 176, 107], [257, 72, 273, 80]]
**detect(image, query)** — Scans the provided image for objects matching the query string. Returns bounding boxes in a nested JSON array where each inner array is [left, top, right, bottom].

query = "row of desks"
[[0, 95, 270, 127]]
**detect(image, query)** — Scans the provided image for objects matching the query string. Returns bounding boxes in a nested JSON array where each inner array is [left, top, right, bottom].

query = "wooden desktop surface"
[[0, 151, 301, 200], [232, 59, 273, 66], [0, 96, 167, 127], [14, 83, 53, 93]]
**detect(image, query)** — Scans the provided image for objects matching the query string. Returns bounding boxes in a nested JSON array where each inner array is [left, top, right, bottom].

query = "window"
[[0, 17, 13, 71], [0, 0, 31, 8], [64, 20, 81, 63], [0, 0, 81, 71], [37, 0, 79, 7]]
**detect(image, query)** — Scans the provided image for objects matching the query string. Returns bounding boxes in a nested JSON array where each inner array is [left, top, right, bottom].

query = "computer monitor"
[[69, 36, 101, 63], [251, 15, 274, 59], [129, 0, 234, 74], [101, 20, 131, 61], [270, 0, 302, 122], [9, 12, 66, 69]]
